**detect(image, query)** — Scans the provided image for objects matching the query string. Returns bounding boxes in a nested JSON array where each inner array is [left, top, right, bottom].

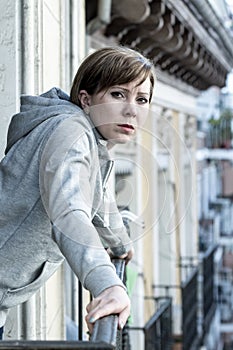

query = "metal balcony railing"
[[129, 297, 173, 350], [152, 265, 200, 350], [202, 245, 218, 336], [181, 268, 199, 350], [90, 259, 126, 349], [0, 341, 114, 349], [144, 297, 173, 350], [0, 259, 125, 350]]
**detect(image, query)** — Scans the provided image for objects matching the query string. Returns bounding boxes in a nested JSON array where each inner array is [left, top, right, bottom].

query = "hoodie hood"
[[5, 87, 80, 154]]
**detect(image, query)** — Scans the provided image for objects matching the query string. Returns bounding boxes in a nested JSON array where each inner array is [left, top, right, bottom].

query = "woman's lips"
[[118, 124, 135, 133]]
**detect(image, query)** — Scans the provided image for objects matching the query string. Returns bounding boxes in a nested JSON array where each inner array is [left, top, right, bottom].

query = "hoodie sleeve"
[[92, 186, 132, 256], [39, 116, 125, 297]]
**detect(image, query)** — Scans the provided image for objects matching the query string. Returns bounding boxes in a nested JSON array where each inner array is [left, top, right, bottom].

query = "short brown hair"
[[70, 46, 155, 107]]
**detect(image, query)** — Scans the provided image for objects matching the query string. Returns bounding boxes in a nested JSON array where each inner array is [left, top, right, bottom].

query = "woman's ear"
[[78, 90, 91, 114]]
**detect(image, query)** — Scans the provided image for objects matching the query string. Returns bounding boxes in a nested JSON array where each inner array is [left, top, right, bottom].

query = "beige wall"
[[141, 81, 198, 332], [1, 0, 86, 340]]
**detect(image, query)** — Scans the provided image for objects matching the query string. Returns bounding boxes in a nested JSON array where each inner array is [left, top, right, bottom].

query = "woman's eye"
[[111, 91, 124, 99], [137, 97, 148, 104]]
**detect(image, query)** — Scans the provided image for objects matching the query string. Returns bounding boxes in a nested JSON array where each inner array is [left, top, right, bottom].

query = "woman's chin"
[[109, 136, 133, 146]]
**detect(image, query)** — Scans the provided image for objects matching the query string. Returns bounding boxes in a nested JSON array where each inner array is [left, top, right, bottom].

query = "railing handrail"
[[90, 259, 126, 347], [181, 267, 198, 290], [202, 244, 218, 259], [0, 340, 114, 349]]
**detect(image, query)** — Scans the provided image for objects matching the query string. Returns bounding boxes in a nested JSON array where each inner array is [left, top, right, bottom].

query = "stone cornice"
[[166, 0, 233, 70], [100, 0, 233, 91]]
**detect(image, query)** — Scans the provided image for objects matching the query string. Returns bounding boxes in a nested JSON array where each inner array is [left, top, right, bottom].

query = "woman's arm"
[[39, 117, 122, 289]]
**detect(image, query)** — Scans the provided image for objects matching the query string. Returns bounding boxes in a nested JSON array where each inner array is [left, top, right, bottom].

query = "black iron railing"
[[181, 268, 199, 350], [90, 259, 126, 349], [0, 341, 114, 349], [129, 297, 173, 350], [0, 249, 218, 350], [202, 245, 217, 336], [0, 259, 125, 350], [152, 264, 200, 350], [144, 297, 173, 350]]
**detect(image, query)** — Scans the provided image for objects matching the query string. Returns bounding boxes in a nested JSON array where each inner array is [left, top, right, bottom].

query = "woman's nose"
[[123, 103, 137, 118]]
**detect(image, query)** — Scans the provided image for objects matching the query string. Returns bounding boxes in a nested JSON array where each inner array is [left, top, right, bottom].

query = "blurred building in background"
[[0, 0, 233, 349]]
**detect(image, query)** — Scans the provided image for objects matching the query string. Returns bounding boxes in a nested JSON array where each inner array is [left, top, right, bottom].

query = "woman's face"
[[80, 77, 151, 145]]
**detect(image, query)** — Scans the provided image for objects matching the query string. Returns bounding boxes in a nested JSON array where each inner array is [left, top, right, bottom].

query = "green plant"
[[208, 108, 233, 148]]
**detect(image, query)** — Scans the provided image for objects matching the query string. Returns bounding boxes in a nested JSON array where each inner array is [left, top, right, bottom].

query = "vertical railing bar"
[[78, 280, 83, 341]]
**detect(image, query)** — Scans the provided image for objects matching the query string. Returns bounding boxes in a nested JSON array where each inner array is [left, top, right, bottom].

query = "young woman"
[[0, 46, 155, 339]]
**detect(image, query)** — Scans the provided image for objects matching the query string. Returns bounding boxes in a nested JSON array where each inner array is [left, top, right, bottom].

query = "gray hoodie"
[[0, 88, 131, 327]]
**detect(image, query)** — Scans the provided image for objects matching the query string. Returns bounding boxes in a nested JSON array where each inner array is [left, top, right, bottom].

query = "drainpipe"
[[20, 0, 36, 94], [189, 0, 233, 65], [87, 0, 112, 35]]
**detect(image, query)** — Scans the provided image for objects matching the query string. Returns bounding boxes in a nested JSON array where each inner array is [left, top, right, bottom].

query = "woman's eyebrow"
[[111, 86, 149, 95], [138, 92, 150, 96]]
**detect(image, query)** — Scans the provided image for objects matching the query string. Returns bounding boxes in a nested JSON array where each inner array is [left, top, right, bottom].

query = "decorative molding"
[[100, 0, 231, 90]]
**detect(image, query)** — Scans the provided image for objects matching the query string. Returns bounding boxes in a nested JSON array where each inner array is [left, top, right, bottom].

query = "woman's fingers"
[[85, 285, 131, 333], [106, 247, 134, 264], [118, 303, 131, 330]]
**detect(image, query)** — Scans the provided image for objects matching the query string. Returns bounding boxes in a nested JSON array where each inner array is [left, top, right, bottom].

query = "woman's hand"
[[85, 285, 131, 334], [120, 247, 134, 264], [107, 247, 134, 265]]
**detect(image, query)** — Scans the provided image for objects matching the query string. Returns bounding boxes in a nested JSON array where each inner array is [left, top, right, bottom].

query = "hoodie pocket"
[[0, 260, 61, 309]]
